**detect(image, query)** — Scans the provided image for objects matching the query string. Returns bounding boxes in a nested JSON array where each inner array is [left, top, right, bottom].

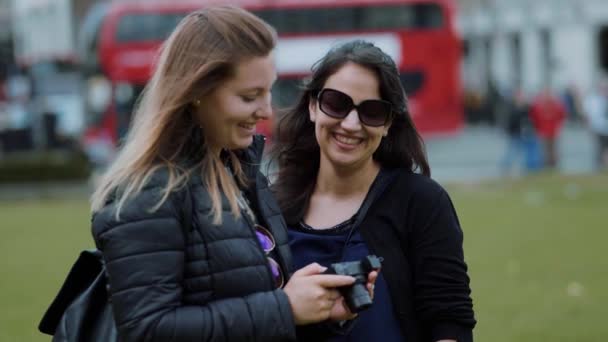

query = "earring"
[[194, 99, 201, 106], [383, 131, 388, 137]]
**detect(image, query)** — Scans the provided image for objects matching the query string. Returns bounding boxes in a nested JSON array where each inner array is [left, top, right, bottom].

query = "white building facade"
[[457, 0, 608, 96]]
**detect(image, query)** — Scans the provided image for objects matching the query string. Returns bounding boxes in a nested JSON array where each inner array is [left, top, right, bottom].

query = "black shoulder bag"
[[38, 249, 118, 341], [38, 187, 194, 341]]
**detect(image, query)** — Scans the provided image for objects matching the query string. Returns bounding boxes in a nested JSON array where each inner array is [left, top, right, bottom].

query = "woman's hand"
[[328, 270, 379, 321], [367, 270, 379, 300], [283, 263, 355, 325]]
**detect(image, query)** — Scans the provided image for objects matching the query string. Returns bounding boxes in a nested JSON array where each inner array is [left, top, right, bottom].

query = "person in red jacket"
[[529, 87, 567, 168]]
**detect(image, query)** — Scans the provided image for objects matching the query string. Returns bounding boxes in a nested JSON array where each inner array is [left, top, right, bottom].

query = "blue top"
[[289, 220, 405, 342]]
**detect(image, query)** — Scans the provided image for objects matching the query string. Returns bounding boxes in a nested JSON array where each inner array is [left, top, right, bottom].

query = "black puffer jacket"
[[92, 136, 296, 341]]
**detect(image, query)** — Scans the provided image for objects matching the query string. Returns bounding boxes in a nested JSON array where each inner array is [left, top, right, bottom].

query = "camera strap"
[[339, 168, 399, 261]]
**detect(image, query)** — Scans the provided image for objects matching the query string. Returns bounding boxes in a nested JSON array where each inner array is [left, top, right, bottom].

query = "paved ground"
[[427, 122, 595, 184], [0, 122, 596, 201]]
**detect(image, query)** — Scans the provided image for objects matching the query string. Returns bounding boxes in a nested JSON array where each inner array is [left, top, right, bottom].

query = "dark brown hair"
[[271, 40, 430, 225]]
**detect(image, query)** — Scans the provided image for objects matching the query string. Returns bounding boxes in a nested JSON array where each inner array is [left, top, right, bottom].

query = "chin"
[[327, 155, 360, 168], [328, 149, 375, 168], [230, 137, 253, 150]]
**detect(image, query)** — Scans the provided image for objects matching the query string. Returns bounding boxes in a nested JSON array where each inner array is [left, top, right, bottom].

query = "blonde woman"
[[91, 7, 374, 341]]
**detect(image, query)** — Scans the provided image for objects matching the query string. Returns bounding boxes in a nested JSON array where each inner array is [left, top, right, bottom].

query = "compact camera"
[[324, 255, 383, 313]]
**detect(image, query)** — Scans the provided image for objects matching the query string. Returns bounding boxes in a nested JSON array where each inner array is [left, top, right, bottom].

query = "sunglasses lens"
[[359, 100, 391, 126], [254, 225, 283, 287], [319, 89, 351, 118], [255, 226, 275, 253], [268, 257, 284, 288], [320, 89, 391, 127]]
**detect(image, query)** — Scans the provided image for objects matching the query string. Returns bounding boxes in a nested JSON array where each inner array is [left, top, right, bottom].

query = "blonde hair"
[[91, 6, 277, 224]]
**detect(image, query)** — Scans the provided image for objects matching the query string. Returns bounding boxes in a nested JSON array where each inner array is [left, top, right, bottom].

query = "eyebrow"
[[240, 87, 265, 93], [237, 76, 277, 93]]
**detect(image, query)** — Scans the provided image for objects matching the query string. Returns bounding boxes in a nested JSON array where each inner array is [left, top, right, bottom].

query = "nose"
[[255, 93, 272, 120], [340, 108, 362, 130]]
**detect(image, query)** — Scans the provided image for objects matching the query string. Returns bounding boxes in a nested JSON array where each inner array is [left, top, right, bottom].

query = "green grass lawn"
[[1, 173, 607, 341], [447, 172, 608, 342], [0, 198, 93, 342]]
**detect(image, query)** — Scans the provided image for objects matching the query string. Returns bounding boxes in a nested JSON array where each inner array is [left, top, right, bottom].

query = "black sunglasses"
[[317, 88, 393, 127]]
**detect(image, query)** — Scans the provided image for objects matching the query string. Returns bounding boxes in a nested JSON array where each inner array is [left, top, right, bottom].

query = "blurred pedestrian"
[[529, 88, 567, 169], [499, 88, 537, 175], [463, 88, 485, 124], [562, 83, 583, 121], [0, 78, 6, 102], [582, 78, 608, 170], [90, 7, 375, 341], [272, 40, 476, 342], [483, 80, 507, 125]]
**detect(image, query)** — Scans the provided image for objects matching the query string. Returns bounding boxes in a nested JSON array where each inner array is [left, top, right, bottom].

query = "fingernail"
[[319, 266, 328, 272]]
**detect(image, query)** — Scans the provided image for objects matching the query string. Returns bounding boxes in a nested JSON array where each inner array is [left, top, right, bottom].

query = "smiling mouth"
[[333, 133, 363, 146], [238, 123, 256, 131]]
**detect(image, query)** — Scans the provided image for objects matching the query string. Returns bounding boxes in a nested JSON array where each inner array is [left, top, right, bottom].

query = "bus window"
[[400, 70, 425, 97], [364, 4, 444, 30], [78, 2, 109, 74], [116, 13, 187, 43], [254, 4, 445, 34]]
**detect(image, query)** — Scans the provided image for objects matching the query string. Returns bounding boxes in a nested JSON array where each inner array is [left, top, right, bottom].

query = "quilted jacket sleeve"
[[91, 185, 296, 342]]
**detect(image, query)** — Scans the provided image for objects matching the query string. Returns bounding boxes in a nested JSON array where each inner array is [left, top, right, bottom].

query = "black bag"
[[38, 249, 118, 341], [39, 186, 194, 341]]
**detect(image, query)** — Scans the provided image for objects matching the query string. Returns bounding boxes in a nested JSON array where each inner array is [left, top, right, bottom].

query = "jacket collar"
[[239, 134, 266, 181], [244, 134, 266, 164]]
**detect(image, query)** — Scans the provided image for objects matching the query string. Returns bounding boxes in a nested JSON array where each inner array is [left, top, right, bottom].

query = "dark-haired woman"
[[272, 40, 476, 342]]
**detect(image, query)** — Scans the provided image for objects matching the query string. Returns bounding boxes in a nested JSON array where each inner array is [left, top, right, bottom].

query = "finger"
[[311, 274, 355, 287], [329, 297, 356, 321], [340, 298, 357, 319], [367, 271, 378, 285], [292, 263, 327, 277]]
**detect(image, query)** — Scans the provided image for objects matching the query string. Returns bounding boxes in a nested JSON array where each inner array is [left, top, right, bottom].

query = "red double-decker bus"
[[79, 0, 462, 163]]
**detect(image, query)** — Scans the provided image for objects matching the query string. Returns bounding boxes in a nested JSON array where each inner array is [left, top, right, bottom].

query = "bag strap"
[[339, 168, 399, 260]]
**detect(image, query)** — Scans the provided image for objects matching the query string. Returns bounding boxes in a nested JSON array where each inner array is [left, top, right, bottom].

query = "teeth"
[[334, 134, 360, 145]]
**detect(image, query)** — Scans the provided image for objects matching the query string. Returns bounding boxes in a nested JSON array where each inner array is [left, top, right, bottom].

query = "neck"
[[314, 158, 381, 197]]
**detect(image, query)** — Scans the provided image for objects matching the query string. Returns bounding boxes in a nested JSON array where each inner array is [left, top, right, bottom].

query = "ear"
[[309, 96, 317, 122]]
